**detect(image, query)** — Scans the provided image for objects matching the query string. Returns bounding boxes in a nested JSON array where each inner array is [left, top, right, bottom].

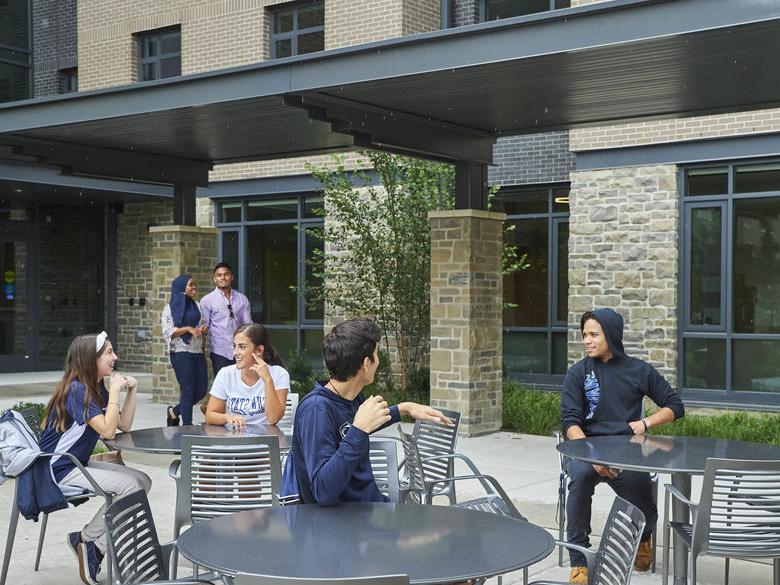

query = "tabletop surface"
[[176, 502, 555, 584], [557, 434, 780, 474], [104, 423, 290, 453]]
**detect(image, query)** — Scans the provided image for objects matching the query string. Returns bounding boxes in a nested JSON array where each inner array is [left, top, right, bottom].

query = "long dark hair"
[[44, 334, 107, 432], [234, 323, 284, 367]]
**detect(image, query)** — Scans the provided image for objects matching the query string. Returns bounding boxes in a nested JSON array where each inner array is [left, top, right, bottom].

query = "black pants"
[[565, 458, 656, 567], [210, 352, 235, 376], [170, 352, 208, 425]]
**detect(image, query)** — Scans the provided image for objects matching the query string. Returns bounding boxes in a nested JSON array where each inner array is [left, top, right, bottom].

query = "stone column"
[[429, 209, 506, 436], [149, 225, 218, 405]]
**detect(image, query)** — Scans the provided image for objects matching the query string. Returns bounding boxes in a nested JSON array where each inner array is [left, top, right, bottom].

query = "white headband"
[[96, 331, 108, 353]]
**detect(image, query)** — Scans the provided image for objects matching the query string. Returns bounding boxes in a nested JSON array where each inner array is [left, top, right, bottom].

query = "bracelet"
[[641, 418, 648, 432]]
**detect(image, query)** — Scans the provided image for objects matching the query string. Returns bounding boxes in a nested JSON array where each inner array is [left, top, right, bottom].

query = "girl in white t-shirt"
[[205, 323, 290, 426]]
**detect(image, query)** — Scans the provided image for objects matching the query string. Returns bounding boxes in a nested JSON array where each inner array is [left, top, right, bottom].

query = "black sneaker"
[[76, 539, 103, 585]]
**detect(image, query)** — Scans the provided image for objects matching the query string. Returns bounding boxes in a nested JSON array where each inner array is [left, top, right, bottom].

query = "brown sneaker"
[[569, 566, 588, 584], [634, 538, 653, 571]]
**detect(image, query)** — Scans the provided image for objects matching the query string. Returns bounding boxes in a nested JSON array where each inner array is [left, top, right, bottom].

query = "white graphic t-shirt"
[[209, 364, 291, 425]]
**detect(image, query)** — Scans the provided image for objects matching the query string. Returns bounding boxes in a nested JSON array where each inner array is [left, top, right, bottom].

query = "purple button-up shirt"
[[200, 287, 252, 359]]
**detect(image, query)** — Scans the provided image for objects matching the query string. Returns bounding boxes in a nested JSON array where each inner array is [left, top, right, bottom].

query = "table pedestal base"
[[671, 472, 691, 585]]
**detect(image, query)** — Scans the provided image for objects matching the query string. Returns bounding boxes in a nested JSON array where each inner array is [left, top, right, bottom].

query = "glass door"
[[0, 234, 34, 371]]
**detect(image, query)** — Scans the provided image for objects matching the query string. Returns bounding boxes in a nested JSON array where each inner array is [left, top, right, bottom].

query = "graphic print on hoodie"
[[583, 370, 600, 420]]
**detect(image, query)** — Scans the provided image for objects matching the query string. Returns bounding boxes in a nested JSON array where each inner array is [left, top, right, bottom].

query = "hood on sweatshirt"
[[580, 308, 625, 359]]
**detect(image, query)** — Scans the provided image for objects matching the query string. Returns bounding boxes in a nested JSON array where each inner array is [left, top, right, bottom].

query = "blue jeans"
[[170, 352, 208, 425], [565, 458, 656, 567]]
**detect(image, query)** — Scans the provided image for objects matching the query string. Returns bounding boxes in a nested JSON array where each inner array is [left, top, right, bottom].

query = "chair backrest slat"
[[105, 490, 167, 585], [412, 408, 460, 480], [278, 392, 299, 428], [398, 430, 428, 504]]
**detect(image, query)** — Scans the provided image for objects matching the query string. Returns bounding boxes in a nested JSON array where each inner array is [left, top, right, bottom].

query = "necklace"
[[328, 380, 343, 398]]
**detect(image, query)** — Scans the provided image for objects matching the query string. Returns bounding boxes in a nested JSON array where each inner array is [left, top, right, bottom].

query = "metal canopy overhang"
[[0, 0, 779, 186]]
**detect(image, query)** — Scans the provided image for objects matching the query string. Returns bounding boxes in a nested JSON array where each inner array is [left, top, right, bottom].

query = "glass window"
[[59, 68, 78, 94], [303, 194, 324, 218], [732, 339, 780, 392], [689, 207, 722, 326], [246, 198, 297, 221], [683, 338, 726, 390], [269, 1, 324, 59], [217, 192, 324, 357], [247, 224, 298, 325], [733, 198, 780, 334], [481, 0, 569, 21], [137, 28, 181, 81], [0, 0, 32, 106], [734, 163, 780, 194], [682, 160, 780, 398], [302, 328, 325, 370], [685, 167, 728, 197], [504, 218, 548, 327], [501, 185, 569, 379]]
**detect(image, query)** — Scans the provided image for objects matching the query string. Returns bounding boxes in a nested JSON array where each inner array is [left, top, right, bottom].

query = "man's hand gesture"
[[353, 395, 391, 433]]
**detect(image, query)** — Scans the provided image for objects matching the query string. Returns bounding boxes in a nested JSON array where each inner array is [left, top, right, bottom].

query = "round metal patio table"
[[176, 502, 555, 584], [104, 423, 290, 454], [557, 434, 780, 585]]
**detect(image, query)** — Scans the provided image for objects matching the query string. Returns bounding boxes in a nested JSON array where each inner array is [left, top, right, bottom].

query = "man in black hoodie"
[[560, 308, 684, 584]]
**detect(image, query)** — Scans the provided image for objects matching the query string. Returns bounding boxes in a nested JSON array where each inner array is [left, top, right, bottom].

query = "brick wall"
[[489, 132, 575, 186], [32, 0, 77, 97], [567, 165, 678, 385], [450, 0, 478, 27], [115, 201, 173, 371]]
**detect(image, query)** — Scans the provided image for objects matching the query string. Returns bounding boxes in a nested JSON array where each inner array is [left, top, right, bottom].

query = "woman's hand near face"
[[250, 353, 271, 381], [108, 372, 126, 395]]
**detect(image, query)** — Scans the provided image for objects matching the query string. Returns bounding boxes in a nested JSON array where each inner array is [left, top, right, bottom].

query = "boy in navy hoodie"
[[281, 317, 451, 505], [560, 308, 684, 584]]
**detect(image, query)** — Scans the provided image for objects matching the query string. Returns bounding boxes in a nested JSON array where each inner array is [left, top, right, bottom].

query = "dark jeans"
[[210, 352, 235, 376], [565, 458, 657, 567], [170, 352, 208, 425]]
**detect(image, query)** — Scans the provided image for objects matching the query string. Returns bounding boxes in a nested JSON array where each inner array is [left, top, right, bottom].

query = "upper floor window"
[[59, 68, 77, 94], [270, 1, 324, 59], [0, 0, 31, 103], [137, 27, 181, 82], [480, 0, 569, 21]]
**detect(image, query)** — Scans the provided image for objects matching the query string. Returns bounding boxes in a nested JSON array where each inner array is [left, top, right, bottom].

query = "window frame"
[[479, 0, 568, 22], [214, 193, 324, 363], [269, 1, 325, 59], [497, 183, 570, 385], [679, 159, 780, 408], [136, 26, 181, 82]]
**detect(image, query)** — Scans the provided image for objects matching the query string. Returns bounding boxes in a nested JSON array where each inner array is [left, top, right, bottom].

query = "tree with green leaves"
[[306, 151, 524, 392]]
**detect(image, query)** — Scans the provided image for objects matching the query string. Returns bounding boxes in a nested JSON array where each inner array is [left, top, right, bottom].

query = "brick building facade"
[[2, 0, 779, 417]]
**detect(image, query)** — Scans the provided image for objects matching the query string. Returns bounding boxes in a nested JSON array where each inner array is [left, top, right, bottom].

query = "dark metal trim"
[[199, 171, 380, 199], [577, 133, 780, 171]]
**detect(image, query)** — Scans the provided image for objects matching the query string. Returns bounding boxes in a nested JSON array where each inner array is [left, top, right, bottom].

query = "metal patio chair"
[[662, 458, 780, 585], [1, 408, 114, 585], [277, 392, 299, 429], [399, 408, 461, 504], [554, 431, 658, 571], [104, 489, 213, 585], [168, 435, 281, 577], [1, 451, 114, 585], [233, 574, 409, 585], [529, 496, 646, 585], [397, 428, 527, 585], [369, 438, 401, 503]]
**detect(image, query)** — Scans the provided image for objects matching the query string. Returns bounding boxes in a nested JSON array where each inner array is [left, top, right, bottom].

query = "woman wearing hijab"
[[161, 274, 208, 425]]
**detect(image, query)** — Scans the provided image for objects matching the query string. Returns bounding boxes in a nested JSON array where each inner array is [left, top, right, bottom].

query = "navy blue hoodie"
[[561, 308, 684, 437], [281, 381, 400, 505]]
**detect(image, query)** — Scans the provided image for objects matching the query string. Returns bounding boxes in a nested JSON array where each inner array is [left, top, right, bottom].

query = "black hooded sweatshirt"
[[560, 308, 685, 437]]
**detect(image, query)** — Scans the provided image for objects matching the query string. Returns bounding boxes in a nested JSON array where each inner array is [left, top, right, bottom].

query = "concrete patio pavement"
[[0, 376, 774, 585]]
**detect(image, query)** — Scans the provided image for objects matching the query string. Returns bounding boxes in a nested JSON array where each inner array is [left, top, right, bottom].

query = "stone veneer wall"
[[429, 209, 505, 436], [150, 226, 218, 404], [567, 165, 678, 385], [115, 201, 173, 371]]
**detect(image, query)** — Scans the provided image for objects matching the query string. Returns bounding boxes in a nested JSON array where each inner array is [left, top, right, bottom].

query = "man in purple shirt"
[[200, 263, 252, 375]]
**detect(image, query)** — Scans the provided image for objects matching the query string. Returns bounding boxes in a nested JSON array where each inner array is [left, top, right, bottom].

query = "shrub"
[[502, 380, 561, 436], [648, 409, 780, 445]]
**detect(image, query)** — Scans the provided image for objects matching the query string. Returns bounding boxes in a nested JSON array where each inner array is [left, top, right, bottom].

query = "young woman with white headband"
[[39, 332, 152, 585]]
